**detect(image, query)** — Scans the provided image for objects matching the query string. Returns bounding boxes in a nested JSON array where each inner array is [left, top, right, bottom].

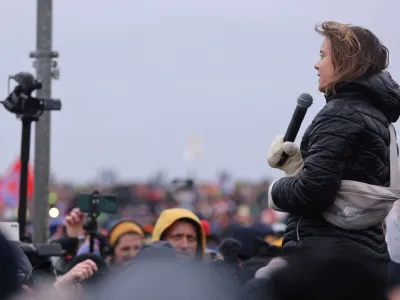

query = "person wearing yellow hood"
[[152, 208, 206, 261]]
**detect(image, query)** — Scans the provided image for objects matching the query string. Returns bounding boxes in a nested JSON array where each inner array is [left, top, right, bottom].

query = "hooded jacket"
[[270, 71, 400, 263], [152, 208, 206, 259]]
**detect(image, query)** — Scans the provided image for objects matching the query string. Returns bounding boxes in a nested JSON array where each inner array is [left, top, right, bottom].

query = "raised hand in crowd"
[[53, 259, 98, 288], [65, 208, 85, 238]]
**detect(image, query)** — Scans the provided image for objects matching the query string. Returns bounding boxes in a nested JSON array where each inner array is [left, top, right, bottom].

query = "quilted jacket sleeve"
[[270, 104, 364, 215]]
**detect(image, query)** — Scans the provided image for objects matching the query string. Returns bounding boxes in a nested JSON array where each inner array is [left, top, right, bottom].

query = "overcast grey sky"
[[0, 0, 399, 183]]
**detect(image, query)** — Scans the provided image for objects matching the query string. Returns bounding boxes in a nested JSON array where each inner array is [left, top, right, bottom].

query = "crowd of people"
[[0, 172, 399, 300], [1, 197, 400, 300], [42, 175, 284, 241]]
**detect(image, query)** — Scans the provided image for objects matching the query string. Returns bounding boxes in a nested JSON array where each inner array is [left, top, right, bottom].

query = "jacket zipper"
[[296, 216, 303, 241]]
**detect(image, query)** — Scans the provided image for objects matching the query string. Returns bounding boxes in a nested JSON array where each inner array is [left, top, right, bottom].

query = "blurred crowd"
[[1, 188, 399, 300], [3, 172, 287, 245], [0, 169, 400, 300]]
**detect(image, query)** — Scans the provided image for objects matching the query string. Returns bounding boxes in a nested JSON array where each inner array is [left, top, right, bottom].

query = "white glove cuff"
[[285, 161, 304, 177], [268, 179, 284, 212]]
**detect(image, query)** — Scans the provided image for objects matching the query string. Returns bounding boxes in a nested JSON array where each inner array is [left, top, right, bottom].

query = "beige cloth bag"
[[323, 124, 400, 230]]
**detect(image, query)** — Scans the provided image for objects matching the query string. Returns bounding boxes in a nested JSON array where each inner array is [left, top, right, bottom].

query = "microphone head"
[[297, 93, 313, 108]]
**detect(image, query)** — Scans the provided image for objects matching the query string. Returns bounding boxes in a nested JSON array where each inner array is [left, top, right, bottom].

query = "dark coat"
[[271, 71, 400, 263]]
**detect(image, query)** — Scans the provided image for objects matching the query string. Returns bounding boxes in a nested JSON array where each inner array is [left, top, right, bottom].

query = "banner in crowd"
[[0, 158, 34, 212]]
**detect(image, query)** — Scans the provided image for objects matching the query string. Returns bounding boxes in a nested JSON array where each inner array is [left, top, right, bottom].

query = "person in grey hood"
[[266, 21, 400, 282]]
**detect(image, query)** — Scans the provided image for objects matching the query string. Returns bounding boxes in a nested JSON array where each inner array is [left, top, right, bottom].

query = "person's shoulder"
[[315, 97, 364, 126]]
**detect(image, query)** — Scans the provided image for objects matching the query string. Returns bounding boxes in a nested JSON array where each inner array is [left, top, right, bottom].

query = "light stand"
[[1, 72, 61, 241], [18, 116, 37, 241]]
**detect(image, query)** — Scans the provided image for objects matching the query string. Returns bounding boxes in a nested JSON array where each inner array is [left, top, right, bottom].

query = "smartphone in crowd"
[[78, 193, 118, 214]]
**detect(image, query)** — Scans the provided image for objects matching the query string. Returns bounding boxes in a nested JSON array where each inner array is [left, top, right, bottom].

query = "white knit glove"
[[267, 136, 303, 176]]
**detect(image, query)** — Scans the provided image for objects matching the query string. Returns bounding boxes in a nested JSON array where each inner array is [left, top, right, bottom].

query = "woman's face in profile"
[[314, 37, 335, 92]]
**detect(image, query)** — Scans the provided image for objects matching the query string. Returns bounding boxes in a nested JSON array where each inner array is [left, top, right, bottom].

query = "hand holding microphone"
[[268, 137, 303, 176], [267, 93, 313, 176]]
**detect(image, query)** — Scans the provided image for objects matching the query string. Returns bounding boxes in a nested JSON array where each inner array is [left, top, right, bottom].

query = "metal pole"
[[31, 0, 56, 243]]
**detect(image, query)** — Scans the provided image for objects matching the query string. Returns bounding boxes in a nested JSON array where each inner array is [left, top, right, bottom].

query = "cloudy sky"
[[0, 0, 399, 183]]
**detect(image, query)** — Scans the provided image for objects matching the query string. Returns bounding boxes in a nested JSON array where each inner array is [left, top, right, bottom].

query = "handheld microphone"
[[276, 93, 313, 167]]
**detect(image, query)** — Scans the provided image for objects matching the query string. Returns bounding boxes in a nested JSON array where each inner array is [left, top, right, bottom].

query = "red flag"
[[0, 158, 34, 208]]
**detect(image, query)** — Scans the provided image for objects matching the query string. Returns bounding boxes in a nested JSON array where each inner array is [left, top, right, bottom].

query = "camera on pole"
[[1, 72, 62, 240]]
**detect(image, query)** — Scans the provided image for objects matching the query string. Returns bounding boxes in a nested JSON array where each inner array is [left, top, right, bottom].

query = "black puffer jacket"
[[270, 71, 400, 263]]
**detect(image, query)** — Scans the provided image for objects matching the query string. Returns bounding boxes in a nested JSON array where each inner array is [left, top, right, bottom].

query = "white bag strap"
[[389, 124, 400, 189]]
